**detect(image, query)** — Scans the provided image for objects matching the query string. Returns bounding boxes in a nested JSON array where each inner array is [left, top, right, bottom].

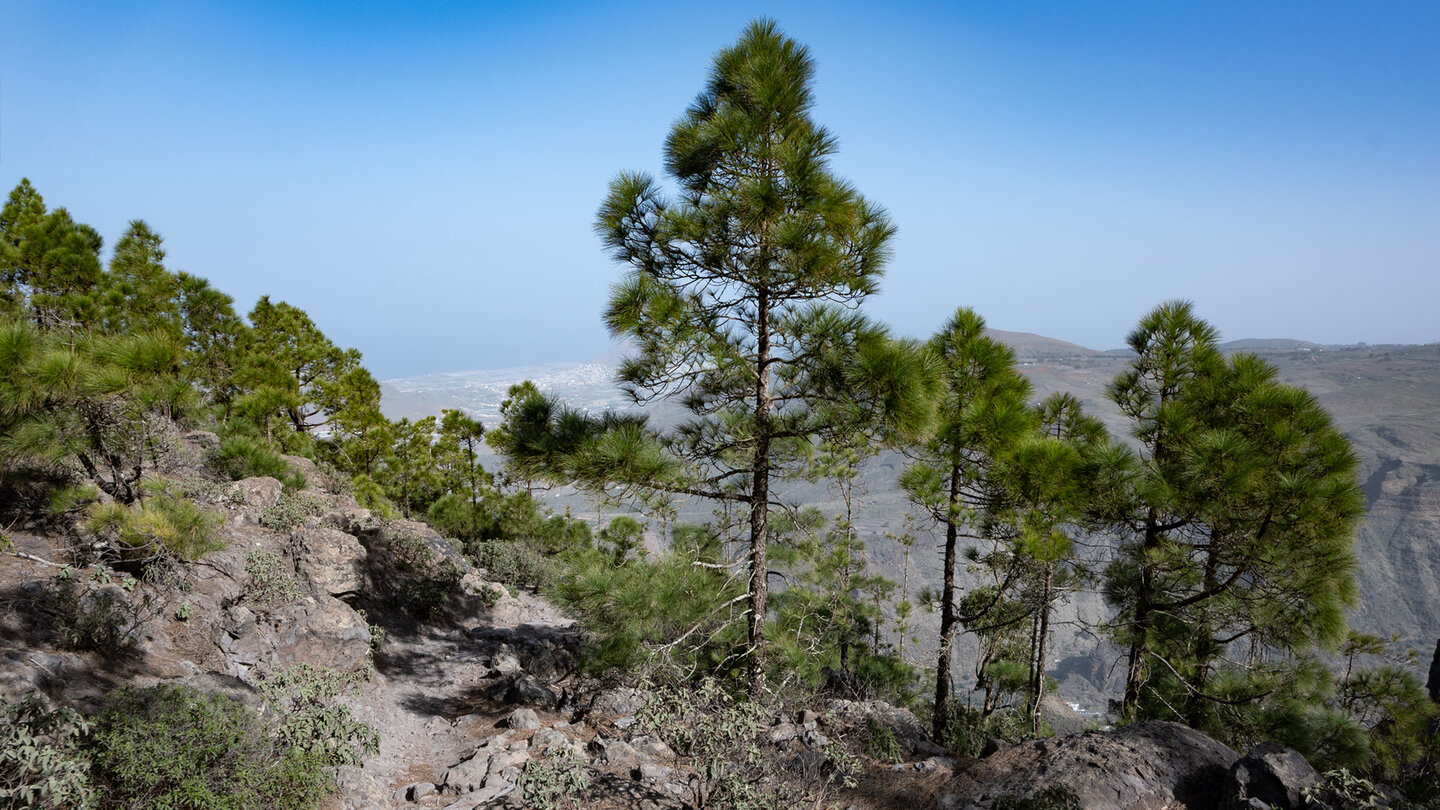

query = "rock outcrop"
[[292, 525, 369, 599], [937, 721, 1240, 810], [1219, 742, 1321, 810]]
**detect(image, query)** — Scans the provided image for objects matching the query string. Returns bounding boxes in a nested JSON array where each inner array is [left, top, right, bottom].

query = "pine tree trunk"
[[932, 463, 962, 739], [1032, 565, 1054, 736], [1185, 547, 1222, 726], [747, 292, 772, 699], [1123, 508, 1161, 715], [1427, 638, 1440, 704]]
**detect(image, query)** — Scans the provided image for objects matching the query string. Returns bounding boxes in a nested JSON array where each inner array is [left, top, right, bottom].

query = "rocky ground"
[[0, 432, 1356, 810]]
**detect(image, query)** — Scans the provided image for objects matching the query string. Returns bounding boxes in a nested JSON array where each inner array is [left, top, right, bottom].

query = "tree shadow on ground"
[[0, 577, 151, 710]]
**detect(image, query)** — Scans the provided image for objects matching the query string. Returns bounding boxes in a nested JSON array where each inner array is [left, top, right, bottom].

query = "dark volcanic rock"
[[1220, 743, 1321, 810], [937, 721, 1239, 810]]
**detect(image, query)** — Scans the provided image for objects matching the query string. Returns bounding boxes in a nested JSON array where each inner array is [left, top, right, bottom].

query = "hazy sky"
[[3, 1, 1436, 377]]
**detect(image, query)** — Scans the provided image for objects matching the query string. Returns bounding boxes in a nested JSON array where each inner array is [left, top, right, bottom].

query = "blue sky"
[[2, 1, 1436, 377]]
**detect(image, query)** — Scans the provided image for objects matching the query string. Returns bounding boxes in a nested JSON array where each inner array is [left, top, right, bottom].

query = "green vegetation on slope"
[[2, 17, 1438, 807]]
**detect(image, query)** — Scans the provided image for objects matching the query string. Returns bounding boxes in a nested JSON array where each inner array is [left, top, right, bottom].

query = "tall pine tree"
[[595, 20, 928, 694], [1102, 301, 1364, 722]]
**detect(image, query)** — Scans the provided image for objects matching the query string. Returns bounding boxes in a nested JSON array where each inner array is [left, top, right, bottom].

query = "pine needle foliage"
[[592, 18, 932, 696], [0, 316, 191, 503], [899, 307, 1034, 737], [1099, 301, 1365, 726]]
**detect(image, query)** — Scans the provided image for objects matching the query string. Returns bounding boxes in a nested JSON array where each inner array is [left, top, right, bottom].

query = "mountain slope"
[[381, 337, 1440, 695]]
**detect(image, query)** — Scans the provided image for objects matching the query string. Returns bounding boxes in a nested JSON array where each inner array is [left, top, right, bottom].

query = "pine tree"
[[0, 180, 47, 316], [594, 19, 928, 694], [0, 317, 190, 503], [1102, 301, 1364, 722], [899, 308, 1033, 737], [0, 180, 104, 331], [100, 220, 181, 337], [171, 273, 245, 410], [235, 297, 380, 447], [998, 392, 1110, 734]]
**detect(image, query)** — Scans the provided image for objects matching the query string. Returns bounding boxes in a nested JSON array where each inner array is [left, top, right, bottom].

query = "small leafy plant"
[[257, 663, 379, 767], [244, 550, 304, 609], [863, 716, 905, 764], [518, 746, 592, 810], [91, 684, 333, 810], [260, 491, 324, 531], [0, 695, 95, 809]]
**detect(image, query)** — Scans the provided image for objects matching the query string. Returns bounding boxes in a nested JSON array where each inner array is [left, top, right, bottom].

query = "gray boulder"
[[504, 673, 560, 709], [1220, 743, 1321, 810], [505, 707, 541, 730], [591, 686, 650, 717], [333, 765, 389, 810], [292, 526, 368, 599], [443, 732, 513, 794], [589, 736, 652, 772], [937, 721, 1240, 810], [242, 596, 371, 675], [629, 734, 675, 760], [181, 430, 221, 451], [228, 477, 283, 524], [826, 698, 933, 756]]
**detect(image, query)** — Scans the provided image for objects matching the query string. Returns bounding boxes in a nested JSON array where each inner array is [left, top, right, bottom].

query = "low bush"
[[386, 531, 465, 620], [46, 565, 144, 653], [260, 491, 324, 532], [0, 695, 95, 809], [471, 540, 556, 592], [244, 550, 304, 610], [90, 684, 333, 810], [937, 703, 1037, 758], [207, 436, 306, 491], [517, 746, 591, 810], [636, 678, 789, 810], [85, 493, 224, 564], [350, 474, 398, 519], [256, 664, 379, 767], [863, 716, 905, 764]]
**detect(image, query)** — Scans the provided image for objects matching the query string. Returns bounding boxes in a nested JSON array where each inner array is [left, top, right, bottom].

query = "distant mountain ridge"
[[381, 331, 1107, 419]]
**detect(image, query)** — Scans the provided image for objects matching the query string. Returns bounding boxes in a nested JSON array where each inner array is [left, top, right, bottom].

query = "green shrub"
[[0, 695, 95, 809], [544, 538, 744, 678], [207, 436, 306, 491], [350, 474, 397, 519], [243, 550, 303, 609], [259, 491, 323, 532], [47, 565, 143, 653], [518, 747, 591, 810], [863, 716, 904, 764], [471, 540, 556, 592], [85, 494, 224, 563], [90, 684, 333, 810], [937, 703, 1036, 758], [312, 460, 353, 497], [637, 678, 794, 810], [256, 664, 379, 767], [386, 531, 465, 620], [46, 484, 100, 518], [1304, 769, 1393, 810]]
